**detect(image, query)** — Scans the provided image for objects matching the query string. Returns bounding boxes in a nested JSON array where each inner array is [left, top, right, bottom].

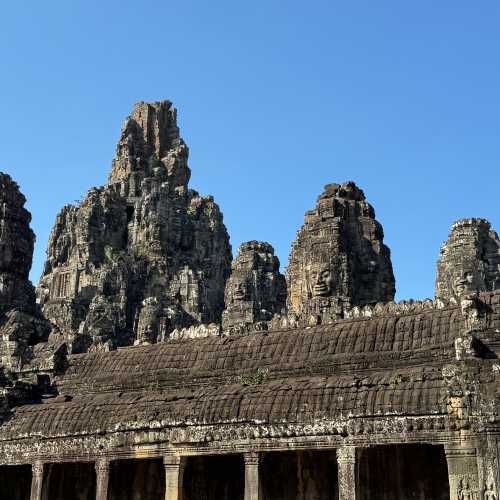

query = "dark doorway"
[[108, 458, 165, 500], [183, 454, 245, 500], [43, 462, 96, 500], [261, 450, 339, 500], [358, 444, 450, 500], [0, 465, 31, 500]]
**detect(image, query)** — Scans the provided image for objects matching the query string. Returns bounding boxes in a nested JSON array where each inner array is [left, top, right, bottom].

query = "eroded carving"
[[436, 218, 500, 303], [222, 241, 286, 331], [37, 101, 232, 351]]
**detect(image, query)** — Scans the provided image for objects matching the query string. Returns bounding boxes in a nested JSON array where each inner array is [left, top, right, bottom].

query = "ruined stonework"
[[222, 241, 286, 332], [37, 101, 232, 351], [0, 174, 50, 420], [2, 102, 500, 500], [436, 218, 500, 303], [286, 182, 395, 324], [0, 174, 36, 317]]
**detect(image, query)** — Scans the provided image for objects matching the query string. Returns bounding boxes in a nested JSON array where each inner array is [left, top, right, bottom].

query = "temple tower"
[[287, 182, 395, 323]]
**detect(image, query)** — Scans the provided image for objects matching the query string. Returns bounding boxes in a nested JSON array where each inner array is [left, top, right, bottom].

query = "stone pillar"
[[476, 436, 500, 500], [244, 452, 262, 500], [337, 447, 357, 500], [30, 461, 44, 500], [95, 459, 110, 500], [164, 455, 186, 500], [445, 443, 480, 500]]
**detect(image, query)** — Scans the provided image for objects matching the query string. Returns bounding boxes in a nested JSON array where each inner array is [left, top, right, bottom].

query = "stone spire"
[[286, 182, 395, 323], [435, 218, 500, 303], [109, 101, 190, 193], [0, 173, 36, 316], [38, 101, 232, 352], [222, 241, 287, 331], [0, 173, 49, 371]]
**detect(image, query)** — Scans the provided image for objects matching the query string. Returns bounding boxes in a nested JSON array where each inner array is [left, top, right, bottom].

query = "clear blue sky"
[[2, 1, 499, 300]]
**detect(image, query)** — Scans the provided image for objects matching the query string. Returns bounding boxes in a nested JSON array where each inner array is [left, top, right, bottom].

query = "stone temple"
[[0, 101, 500, 500]]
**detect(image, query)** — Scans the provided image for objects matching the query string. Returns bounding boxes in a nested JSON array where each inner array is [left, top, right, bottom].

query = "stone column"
[[476, 436, 500, 500], [164, 455, 186, 500], [445, 443, 480, 500], [30, 461, 44, 500], [244, 452, 262, 500], [337, 447, 357, 500], [95, 459, 110, 500]]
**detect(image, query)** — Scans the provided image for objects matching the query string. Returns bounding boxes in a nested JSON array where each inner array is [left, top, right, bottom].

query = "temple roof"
[[3, 292, 500, 443]]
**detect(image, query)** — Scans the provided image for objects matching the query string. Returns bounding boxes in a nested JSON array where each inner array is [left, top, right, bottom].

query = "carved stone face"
[[310, 266, 334, 297], [452, 270, 479, 297], [137, 300, 160, 342], [233, 281, 250, 301]]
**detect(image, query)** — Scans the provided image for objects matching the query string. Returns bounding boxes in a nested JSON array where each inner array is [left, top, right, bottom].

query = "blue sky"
[[1, 1, 499, 300]]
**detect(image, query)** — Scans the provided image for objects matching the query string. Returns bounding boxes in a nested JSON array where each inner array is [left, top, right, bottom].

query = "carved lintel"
[[244, 452, 262, 500], [337, 447, 357, 500], [30, 461, 44, 500]]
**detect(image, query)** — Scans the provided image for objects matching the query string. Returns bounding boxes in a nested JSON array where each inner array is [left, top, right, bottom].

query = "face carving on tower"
[[37, 101, 232, 349], [452, 270, 480, 298], [232, 280, 251, 302], [222, 241, 287, 330], [435, 219, 500, 303], [287, 182, 395, 321], [310, 265, 334, 298]]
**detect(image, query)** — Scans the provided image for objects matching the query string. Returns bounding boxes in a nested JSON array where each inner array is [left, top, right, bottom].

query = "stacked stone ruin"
[[0, 101, 500, 500]]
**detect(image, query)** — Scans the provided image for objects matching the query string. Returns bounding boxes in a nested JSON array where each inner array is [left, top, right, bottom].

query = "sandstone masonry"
[[0, 101, 499, 500]]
